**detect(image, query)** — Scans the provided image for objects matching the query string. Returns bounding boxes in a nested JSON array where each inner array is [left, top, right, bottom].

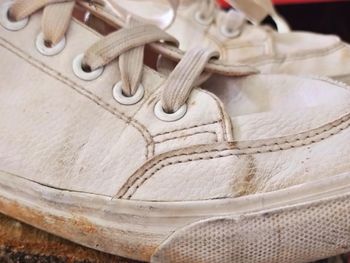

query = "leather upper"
[[0, 10, 229, 197], [1, 4, 350, 202]]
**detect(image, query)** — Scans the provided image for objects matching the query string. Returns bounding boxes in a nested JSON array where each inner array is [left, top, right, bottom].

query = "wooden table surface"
[[0, 213, 141, 263]]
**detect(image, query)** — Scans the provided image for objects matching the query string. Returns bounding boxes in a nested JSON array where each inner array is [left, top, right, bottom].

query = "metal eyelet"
[[220, 25, 241, 38], [154, 101, 187, 122], [194, 11, 213, 26], [72, 54, 103, 81], [113, 81, 145, 105], [36, 32, 66, 56], [0, 1, 29, 31]]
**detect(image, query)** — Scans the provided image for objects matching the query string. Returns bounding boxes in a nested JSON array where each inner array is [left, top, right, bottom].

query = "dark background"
[[273, 1, 350, 42]]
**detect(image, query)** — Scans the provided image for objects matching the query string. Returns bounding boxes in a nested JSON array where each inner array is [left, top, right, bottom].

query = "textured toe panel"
[[152, 194, 350, 263]]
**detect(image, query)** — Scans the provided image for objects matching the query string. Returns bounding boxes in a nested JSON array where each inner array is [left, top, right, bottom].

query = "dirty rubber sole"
[[0, 170, 350, 262], [0, 212, 133, 262], [152, 194, 350, 263]]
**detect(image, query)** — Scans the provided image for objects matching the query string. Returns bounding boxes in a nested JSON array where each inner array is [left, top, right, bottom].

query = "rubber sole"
[[0, 169, 350, 262], [152, 194, 350, 263]]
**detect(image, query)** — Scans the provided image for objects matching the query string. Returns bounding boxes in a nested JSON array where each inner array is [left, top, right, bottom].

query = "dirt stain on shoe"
[[235, 155, 258, 196]]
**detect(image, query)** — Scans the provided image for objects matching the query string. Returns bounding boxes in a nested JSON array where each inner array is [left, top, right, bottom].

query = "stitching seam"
[[154, 41, 346, 69], [200, 89, 228, 141], [243, 43, 346, 66], [153, 121, 219, 137], [119, 114, 350, 198], [154, 131, 218, 144]]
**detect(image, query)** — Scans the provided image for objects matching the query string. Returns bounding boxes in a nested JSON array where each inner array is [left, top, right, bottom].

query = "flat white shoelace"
[[10, 0, 76, 45], [8, 0, 218, 113]]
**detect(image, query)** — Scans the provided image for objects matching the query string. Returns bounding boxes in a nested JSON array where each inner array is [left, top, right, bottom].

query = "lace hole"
[[72, 53, 103, 81], [220, 25, 240, 38], [44, 40, 52, 48], [7, 10, 15, 22], [113, 81, 144, 105], [82, 64, 92, 73], [194, 11, 213, 26], [0, 2, 29, 31], [36, 32, 66, 56], [154, 101, 187, 122]]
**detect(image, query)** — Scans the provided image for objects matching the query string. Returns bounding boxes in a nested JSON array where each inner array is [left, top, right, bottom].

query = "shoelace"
[[9, 0, 76, 46], [4, 0, 219, 117]]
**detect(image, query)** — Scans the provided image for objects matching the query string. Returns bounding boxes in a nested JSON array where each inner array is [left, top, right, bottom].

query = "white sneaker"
[[1, 1, 350, 263]]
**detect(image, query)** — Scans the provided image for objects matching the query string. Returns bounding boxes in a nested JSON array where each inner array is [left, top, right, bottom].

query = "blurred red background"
[[217, 0, 347, 6], [274, 0, 347, 4]]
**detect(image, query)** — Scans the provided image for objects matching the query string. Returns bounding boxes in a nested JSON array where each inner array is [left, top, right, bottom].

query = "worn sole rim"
[[0, 169, 350, 261]]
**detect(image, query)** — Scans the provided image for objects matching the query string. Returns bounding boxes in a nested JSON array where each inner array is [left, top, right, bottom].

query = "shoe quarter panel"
[[127, 115, 350, 201], [0, 13, 154, 196]]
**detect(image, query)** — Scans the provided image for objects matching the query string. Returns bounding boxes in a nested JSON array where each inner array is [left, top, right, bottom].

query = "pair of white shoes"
[[1, 0, 350, 262]]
